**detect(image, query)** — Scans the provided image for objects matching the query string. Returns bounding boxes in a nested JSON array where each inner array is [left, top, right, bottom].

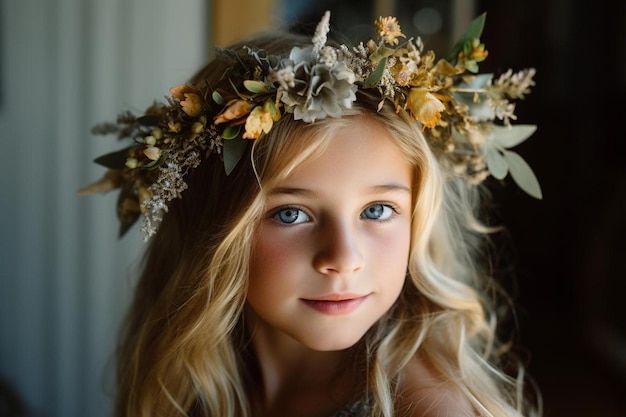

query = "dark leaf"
[[116, 186, 140, 238], [223, 137, 249, 175], [137, 115, 159, 126], [93, 146, 136, 169]]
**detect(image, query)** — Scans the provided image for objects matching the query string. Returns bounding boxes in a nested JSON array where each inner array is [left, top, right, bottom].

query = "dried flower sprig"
[[80, 11, 539, 239]]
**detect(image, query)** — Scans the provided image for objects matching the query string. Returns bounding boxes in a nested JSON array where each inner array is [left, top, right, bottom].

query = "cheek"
[[248, 227, 304, 298], [250, 226, 303, 273], [374, 221, 411, 267]]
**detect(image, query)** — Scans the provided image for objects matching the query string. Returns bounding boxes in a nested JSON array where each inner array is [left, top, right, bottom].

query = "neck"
[[244, 306, 361, 416]]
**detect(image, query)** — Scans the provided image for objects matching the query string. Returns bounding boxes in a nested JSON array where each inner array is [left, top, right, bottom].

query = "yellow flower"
[[392, 61, 417, 86], [214, 100, 251, 125], [467, 38, 488, 62], [406, 88, 445, 128], [242, 101, 280, 139], [374, 16, 405, 45], [457, 38, 488, 72]]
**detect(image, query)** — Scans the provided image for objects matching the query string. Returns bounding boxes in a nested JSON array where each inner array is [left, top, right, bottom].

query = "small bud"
[[191, 122, 204, 134], [168, 121, 181, 133], [151, 128, 163, 139], [125, 158, 138, 169], [144, 135, 156, 146]]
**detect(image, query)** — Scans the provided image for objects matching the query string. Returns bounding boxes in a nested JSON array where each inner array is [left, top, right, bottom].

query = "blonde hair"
[[113, 33, 538, 417]]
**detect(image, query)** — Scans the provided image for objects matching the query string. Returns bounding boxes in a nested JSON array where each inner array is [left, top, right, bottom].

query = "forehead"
[[268, 118, 413, 194]]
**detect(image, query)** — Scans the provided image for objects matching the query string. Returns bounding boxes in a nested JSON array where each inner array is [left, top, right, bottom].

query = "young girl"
[[81, 11, 541, 417]]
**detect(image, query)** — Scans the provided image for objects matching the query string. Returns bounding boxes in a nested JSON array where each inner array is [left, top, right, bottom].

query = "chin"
[[294, 329, 367, 352]]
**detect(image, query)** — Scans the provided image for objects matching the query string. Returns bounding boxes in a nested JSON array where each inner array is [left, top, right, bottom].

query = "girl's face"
[[247, 118, 413, 351]]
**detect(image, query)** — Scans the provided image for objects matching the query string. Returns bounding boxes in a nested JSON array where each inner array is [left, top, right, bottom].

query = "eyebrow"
[[268, 183, 411, 196]]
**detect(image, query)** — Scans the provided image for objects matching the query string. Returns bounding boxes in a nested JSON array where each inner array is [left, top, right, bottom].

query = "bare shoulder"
[[395, 355, 477, 417]]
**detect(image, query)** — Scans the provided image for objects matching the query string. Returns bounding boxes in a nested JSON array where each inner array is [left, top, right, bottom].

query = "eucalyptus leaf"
[[94, 146, 136, 169], [244, 80, 268, 94], [458, 73, 493, 89], [451, 90, 493, 121], [363, 57, 387, 88], [485, 146, 508, 179], [502, 150, 542, 199], [212, 91, 224, 105], [446, 12, 486, 63], [223, 137, 248, 175], [490, 125, 537, 149]]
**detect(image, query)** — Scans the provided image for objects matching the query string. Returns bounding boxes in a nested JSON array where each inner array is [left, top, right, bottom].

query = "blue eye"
[[361, 204, 394, 220], [272, 207, 310, 224]]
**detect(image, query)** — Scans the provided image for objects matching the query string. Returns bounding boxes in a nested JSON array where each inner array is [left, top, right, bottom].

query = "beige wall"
[[211, 0, 276, 47]]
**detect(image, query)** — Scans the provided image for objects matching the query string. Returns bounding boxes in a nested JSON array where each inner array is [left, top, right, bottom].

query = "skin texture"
[[245, 118, 413, 415]]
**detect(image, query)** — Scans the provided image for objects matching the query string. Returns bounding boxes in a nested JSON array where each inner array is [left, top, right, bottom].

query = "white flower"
[[280, 51, 357, 122]]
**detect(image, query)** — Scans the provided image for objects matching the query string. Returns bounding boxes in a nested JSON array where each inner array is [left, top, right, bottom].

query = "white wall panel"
[[0, 1, 208, 416]]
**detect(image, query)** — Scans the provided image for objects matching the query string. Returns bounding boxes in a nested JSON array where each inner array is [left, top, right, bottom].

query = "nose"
[[312, 219, 364, 275]]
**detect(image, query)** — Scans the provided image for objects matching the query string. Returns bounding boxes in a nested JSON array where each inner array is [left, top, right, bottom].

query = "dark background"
[[480, 0, 626, 415], [289, 0, 626, 415]]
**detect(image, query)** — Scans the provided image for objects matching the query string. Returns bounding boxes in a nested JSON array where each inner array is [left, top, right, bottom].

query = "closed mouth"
[[300, 294, 368, 314]]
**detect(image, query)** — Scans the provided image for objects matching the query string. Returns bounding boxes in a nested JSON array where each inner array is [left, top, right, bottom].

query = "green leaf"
[[369, 45, 395, 63], [142, 153, 166, 170], [244, 80, 268, 94], [363, 57, 387, 88], [446, 12, 487, 63], [94, 146, 136, 169], [222, 124, 241, 140], [485, 146, 508, 179], [223, 137, 248, 175], [464, 60, 479, 74], [502, 149, 542, 199], [490, 124, 537, 149], [212, 91, 224, 105]]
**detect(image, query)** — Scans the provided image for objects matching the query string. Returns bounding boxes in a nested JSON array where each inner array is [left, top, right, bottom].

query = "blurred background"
[[1, 0, 624, 416]]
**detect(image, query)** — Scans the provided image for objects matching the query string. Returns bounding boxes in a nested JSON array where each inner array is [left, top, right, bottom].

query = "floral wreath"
[[80, 11, 539, 240]]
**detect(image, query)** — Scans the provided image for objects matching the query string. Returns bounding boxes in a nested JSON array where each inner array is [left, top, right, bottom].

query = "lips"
[[300, 294, 368, 315]]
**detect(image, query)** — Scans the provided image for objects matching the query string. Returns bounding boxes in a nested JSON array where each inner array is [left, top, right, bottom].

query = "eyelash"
[[361, 203, 399, 223], [269, 203, 400, 226]]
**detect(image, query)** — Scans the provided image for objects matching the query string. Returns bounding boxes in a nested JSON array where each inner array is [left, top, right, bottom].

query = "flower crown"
[[80, 11, 539, 240]]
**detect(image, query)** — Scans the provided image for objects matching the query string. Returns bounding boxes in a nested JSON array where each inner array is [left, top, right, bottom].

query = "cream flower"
[[242, 101, 280, 139], [143, 146, 162, 161]]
